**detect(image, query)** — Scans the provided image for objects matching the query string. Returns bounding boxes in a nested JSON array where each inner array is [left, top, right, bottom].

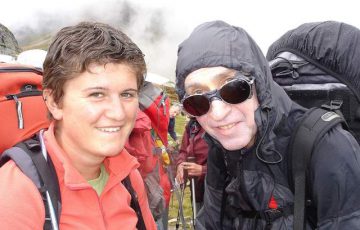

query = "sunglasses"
[[181, 74, 255, 117]]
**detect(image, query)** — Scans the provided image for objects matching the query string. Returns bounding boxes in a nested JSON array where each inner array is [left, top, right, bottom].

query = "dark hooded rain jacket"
[[175, 20, 360, 229]]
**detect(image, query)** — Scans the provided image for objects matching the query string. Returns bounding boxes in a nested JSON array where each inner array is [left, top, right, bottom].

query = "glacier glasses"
[[181, 73, 255, 117]]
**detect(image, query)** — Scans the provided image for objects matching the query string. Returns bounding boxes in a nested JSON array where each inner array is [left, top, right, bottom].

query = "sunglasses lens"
[[182, 95, 210, 116], [220, 79, 250, 104]]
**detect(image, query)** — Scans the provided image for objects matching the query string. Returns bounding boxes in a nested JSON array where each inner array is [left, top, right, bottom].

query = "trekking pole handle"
[[185, 157, 196, 179], [186, 156, 196, 163]]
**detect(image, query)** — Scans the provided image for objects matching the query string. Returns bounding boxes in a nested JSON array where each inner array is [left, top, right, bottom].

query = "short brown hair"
[[43, 21, 146, 104]]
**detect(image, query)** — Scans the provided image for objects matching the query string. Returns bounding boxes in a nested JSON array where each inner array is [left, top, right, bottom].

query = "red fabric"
[[125, 110, 157, 178], [176, 121, 208, 202], [0, 123, 157, 230], [0, 63, 49, 153], [142, 96, 170, 147], [176, 124, 208, 169], [159, 161, 171, 206], [268, 195, 278, 209], [126, 109, 171, 207]]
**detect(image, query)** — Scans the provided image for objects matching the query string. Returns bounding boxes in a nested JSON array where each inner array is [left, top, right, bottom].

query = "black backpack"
[[267, 21, 360, 229], [0, 131, 146, 230]]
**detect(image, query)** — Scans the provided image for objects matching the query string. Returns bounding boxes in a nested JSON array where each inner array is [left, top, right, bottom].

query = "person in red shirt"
[[0, 22, 156, 230]]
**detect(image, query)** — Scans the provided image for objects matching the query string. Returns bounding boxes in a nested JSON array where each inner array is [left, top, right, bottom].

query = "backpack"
[[0, 63, 50, 153], [0, 63, 146, 230], [125, 109, 166, 221], [139, 81, 170, 147], [139, 81, 172, 208], [267, 21, 360, 229]]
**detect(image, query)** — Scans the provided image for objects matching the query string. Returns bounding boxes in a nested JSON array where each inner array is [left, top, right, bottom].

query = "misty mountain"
[[16, 1, 165, 47], [10, 0, 177, 81]]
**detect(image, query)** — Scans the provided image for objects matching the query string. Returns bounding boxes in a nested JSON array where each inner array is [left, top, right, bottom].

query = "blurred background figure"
[[168, 104, 181, 145]]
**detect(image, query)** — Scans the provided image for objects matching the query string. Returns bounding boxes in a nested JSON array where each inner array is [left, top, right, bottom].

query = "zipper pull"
[[161, 97, 166, 115], [12, 95, 24, 129]]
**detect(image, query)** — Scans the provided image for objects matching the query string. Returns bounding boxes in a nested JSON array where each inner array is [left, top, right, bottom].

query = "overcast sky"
[[1, 0, 359, 82]]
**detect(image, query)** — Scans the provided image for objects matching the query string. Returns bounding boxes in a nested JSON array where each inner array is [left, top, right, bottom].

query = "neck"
[[72, 160, 103, 180], [55, 130, 105, 180]]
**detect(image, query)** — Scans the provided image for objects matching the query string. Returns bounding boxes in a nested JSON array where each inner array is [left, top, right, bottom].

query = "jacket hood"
[[175, 20, 290, 113], [176, 20, 271, 106], [175, 20, 297, 161]]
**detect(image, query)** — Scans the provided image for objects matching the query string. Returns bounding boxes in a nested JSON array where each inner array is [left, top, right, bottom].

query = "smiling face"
[[44, 62, 139, 163], [184, 66, 259, 151]]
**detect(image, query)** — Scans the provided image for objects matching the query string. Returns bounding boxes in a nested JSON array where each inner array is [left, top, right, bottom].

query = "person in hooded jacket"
[[175, 20, 360, 229]]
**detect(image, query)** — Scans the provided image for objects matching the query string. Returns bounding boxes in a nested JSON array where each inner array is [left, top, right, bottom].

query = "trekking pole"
[[175, 180, 187, 230], [164, 145, 186, 230], [186, 156, 197, 228]]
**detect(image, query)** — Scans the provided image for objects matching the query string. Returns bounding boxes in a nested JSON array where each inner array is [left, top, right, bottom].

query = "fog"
[[1, 0, 359, 82]]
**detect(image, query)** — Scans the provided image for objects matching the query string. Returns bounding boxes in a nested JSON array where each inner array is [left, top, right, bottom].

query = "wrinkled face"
[[184, 67, 259, 150], [45, 63, 139, 162]]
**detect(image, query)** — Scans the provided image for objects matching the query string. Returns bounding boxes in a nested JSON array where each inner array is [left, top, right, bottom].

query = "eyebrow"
[[123, 88, 139, 93], [83, 86, 106, 92], [83, 87, 138, 93]]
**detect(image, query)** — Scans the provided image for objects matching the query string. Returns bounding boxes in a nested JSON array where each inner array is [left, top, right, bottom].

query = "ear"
[[43, 89, 63, 120]]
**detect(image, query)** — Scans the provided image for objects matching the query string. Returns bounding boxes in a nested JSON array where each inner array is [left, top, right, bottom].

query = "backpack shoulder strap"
[[290, 107, 346, 230], [0, 134, 61, 230], [122, 175, 146, 230]]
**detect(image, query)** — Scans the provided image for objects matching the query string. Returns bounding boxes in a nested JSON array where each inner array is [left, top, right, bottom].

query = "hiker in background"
[[125, 109, 167, 229], [176, 118, 209, 212], [0, 23, 21, 63], [168, 103, 181, 145], [0, 22, 156, 229], [175, 20, 360, 229]]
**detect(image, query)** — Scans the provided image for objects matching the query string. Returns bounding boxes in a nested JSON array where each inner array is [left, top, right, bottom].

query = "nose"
[[207, 99, 231, 121], [105, 96, 126, 121]]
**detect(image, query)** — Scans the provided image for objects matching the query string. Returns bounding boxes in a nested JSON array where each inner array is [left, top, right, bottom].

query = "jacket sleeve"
[[0, 161, 45, 230], [176, 127, 190, 167], [311, 126, 360, 229]]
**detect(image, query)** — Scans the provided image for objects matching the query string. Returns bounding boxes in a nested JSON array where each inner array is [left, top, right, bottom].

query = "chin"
[[220, 140, 248, 151], [100, 145, 124, 157]]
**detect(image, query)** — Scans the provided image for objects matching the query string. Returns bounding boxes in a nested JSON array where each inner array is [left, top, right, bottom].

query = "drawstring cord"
[[255, 108, 283, 164]]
